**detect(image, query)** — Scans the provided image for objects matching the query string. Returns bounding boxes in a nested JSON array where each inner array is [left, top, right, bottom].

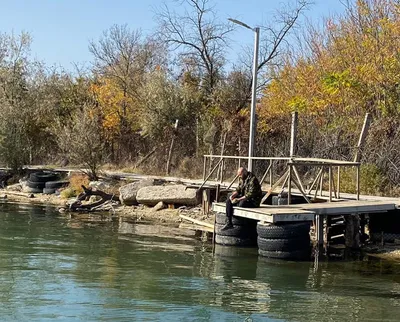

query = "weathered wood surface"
[[179, 223, 214, 233], [212, 198, 399, 224], [179, 214, 214, 229]]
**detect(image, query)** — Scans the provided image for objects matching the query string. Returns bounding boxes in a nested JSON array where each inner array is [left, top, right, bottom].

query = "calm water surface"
[[0, 201, 400, 321]]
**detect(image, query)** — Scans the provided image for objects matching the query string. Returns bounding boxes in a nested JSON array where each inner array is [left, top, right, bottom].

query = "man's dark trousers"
[[226, 197, 257, 220]]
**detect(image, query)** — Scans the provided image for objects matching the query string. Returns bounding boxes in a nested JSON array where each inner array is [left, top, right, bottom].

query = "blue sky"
[[0, 0, 347, 71]]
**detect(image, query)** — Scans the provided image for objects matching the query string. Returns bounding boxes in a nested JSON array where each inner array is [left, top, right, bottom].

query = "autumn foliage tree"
[[258, 0, 400, 191]]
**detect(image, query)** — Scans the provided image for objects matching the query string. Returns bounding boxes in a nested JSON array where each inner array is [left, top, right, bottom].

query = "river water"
[[1, 201, 400, 321]]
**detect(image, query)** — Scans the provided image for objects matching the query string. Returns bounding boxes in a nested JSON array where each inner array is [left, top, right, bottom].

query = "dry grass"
[[68, 173, 90, 194]]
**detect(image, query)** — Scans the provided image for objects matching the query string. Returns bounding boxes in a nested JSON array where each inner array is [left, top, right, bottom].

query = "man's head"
[[237, 167, 248, 179]]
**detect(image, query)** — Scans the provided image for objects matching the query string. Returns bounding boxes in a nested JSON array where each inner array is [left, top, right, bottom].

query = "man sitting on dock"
[[222, 167, 262, 230]]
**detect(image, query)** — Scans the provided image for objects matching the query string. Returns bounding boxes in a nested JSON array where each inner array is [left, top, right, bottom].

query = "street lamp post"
[[228, 18, 259, 172]]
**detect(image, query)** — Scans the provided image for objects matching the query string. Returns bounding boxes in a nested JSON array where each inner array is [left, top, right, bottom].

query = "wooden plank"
[[354, 113, 372, 162], [212, 203, 226, 213], [179, 223, 214, 233], [234, 207, 315, 223], [179, 214, 214, 229], [260, 169, 289, 204], [297, 201, 396, 215], [292, 157, 360, 165], [290, 111, 298, 157]]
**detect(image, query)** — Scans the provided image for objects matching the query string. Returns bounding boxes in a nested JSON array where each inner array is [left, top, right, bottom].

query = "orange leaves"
[[258, 0, 400, 132], [90, 77, 138, 139]]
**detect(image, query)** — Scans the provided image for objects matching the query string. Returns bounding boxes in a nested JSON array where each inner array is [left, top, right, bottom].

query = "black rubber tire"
[[215, 212, 251, 226], [272, 195, 306, 205], [43, 188, 56, 194], [257, 236, 310, 252], [258, 248, 311, 260], [29, 171, 59, 182], [24, 187, 43, 193], [215, 234, 256, 247], [45, 180, 69, 189], [26, 180, 46, 189], [257, 222, 311, 239], [215, 223, 253, 237]]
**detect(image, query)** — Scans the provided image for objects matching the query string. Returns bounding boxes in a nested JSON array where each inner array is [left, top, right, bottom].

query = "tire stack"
[[257, 222, 311, 260], [214, 212, 257, 247], [25, 171, 69, 194]]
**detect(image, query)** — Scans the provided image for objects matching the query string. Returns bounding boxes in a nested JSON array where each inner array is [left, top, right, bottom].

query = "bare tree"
[[234, 0, 311, 97], [156, 0, 233, 94], [89, 24, 166, 162]]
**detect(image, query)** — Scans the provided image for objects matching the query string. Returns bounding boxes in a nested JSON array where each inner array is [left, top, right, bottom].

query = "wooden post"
[[198, 158, 223, 190], [337, 166, 341, 199], [291, 176, 311, 203], [166, 119, 179, 175], [345, 214, 361, 249], [288, 111, 297, 205], [316, 214, 325, 246], [215, 184, 220, 202], [203, 156, 207, 180], [288, 165, 292, 204], [293, 165, 306, 194], [260, 161, 273, 185], [202, 189, 211, 215], [319, 167, 324, 196], [331, 167, 337, 199], [218, 159, 225, 183], [308, 167, 323, 195], [269, 160, 273, 186], [354, 113, 372, 163], [226, 174, 239, 190], [290, 112, 298, 157], [328, 166, 332, 202], [356, 165, 360, 200]]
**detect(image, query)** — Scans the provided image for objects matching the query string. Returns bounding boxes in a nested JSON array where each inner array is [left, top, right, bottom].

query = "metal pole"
[[248, 27, 260, 172]]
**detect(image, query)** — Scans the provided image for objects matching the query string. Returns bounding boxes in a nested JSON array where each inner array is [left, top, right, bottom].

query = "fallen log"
[[67, 185, 120, 212], [1, 190, 34, 198]]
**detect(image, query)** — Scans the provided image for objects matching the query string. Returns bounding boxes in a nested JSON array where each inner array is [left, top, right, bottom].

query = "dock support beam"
[[316, 214, 325, 246]]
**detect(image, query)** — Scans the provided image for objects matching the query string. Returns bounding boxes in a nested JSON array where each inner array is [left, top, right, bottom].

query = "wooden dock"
[[212, 197, 400, 246], [212, 199, 399, 223]]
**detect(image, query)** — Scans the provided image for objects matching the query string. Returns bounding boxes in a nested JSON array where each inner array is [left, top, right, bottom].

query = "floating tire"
[[43, 188, 56, 194], [257, 236, 310, 252], [45, 180, 69, 189], [215, 212, 251, 226], [258, 248, 311, 260], [257, 222, 311, 239], [29, 172, 59, 182], [215, 234, 256, 247], [26, 180, 46, 189], [215, 223, 253, 237]]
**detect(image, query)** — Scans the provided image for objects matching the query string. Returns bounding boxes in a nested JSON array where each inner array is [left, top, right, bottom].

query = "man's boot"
[[221, 216, 233, 230]]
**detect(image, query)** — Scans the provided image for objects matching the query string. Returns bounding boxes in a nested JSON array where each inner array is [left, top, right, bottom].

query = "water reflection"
[[0, 201, 400, 321]]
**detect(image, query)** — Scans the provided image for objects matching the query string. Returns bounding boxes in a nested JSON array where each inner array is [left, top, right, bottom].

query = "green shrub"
[[337, 164, 386, 195]]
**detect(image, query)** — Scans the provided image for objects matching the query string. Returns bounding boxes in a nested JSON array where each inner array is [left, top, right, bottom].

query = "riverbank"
[[0, 189, 214, 227], [1, 187, 400, 262]]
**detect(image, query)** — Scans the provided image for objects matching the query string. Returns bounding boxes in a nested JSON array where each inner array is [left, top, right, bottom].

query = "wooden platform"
[[212, 198, 399, 223]]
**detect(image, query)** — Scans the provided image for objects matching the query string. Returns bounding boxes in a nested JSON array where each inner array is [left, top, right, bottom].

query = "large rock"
[[136, 184, 198, 206], [119, 179, 154, 206]]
